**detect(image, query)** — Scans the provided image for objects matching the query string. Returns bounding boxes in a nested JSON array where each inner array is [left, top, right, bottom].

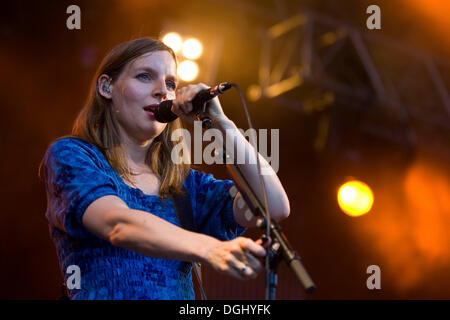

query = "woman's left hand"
[[170, 83, 230, 125]]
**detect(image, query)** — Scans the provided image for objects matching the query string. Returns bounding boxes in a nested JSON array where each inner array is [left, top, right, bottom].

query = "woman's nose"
[[152, 79, 168, 99]]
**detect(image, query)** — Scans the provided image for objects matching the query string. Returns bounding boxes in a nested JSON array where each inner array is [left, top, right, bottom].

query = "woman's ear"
[[98, 74, 113, 99]]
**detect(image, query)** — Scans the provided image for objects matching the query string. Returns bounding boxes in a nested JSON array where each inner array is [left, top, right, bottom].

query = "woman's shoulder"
[[44, 136, 105, 165], [184, 168, 210, 184], [48, 135, 93, 150], [184, 168, 232, 190]]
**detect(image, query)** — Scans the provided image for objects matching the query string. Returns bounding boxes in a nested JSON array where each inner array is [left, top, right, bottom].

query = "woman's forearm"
[[108, 207, 221, 263], [103, 205, 269, 280], [212, 117, 290, 220]]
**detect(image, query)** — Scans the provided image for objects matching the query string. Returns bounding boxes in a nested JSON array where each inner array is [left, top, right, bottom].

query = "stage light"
[[182, 38, 203, 60], [178, 60, 199, 82], [337, 180, 374, 217], [162, 32, 182, 53], [247, 84, 262, 102]]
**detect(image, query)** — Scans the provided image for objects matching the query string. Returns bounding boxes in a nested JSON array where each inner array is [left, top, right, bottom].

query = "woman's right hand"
[[202, 237, 267, 280]]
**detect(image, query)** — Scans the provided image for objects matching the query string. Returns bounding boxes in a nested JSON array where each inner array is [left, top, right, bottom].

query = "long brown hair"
[[53, 38, 190, 197]]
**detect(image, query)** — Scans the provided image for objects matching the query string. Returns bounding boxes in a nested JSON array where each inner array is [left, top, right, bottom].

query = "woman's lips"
[[143, 105, 158, 117]]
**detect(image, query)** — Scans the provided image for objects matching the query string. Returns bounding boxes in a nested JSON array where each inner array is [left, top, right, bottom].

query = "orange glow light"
[[178, 60, 199, 82], [338, 180, 374, 217], [162, 32, 182, 53], [182, 38, 203, 60]]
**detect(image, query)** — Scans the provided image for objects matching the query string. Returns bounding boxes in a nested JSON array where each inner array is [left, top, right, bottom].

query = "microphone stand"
[[197, 114, 316, 299]]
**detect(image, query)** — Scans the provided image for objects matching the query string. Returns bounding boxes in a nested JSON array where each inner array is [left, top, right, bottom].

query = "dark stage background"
[[1, 0, 450, 299]]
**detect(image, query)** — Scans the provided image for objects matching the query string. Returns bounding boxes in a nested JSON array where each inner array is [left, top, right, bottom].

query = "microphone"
[[153, 82, 233, 123]]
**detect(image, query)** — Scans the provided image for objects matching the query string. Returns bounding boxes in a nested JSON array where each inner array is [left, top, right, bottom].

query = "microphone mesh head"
[[154, 100, 178, 123]]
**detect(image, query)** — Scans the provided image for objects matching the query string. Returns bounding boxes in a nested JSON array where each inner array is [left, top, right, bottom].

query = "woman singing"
[[40, 37, 290, 299]]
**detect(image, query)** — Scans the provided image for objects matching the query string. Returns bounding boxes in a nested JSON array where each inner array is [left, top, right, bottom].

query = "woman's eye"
[[137, 73, 151, 80], [166, 80, 177, 90]]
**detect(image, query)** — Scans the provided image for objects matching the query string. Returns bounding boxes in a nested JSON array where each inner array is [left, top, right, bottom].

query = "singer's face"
[[110, 50, 177, 142]]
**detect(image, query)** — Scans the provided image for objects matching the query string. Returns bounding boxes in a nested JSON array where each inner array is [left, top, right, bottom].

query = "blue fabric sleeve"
[[185, 169, 246, 241], [43, 138, 119, 238]]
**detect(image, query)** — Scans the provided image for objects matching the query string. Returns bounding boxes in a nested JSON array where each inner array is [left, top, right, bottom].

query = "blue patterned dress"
[[42, 138, 245, 300]]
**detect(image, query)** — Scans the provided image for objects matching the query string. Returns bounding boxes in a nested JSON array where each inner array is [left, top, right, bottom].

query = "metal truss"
[[246, 9, 450, 145]]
